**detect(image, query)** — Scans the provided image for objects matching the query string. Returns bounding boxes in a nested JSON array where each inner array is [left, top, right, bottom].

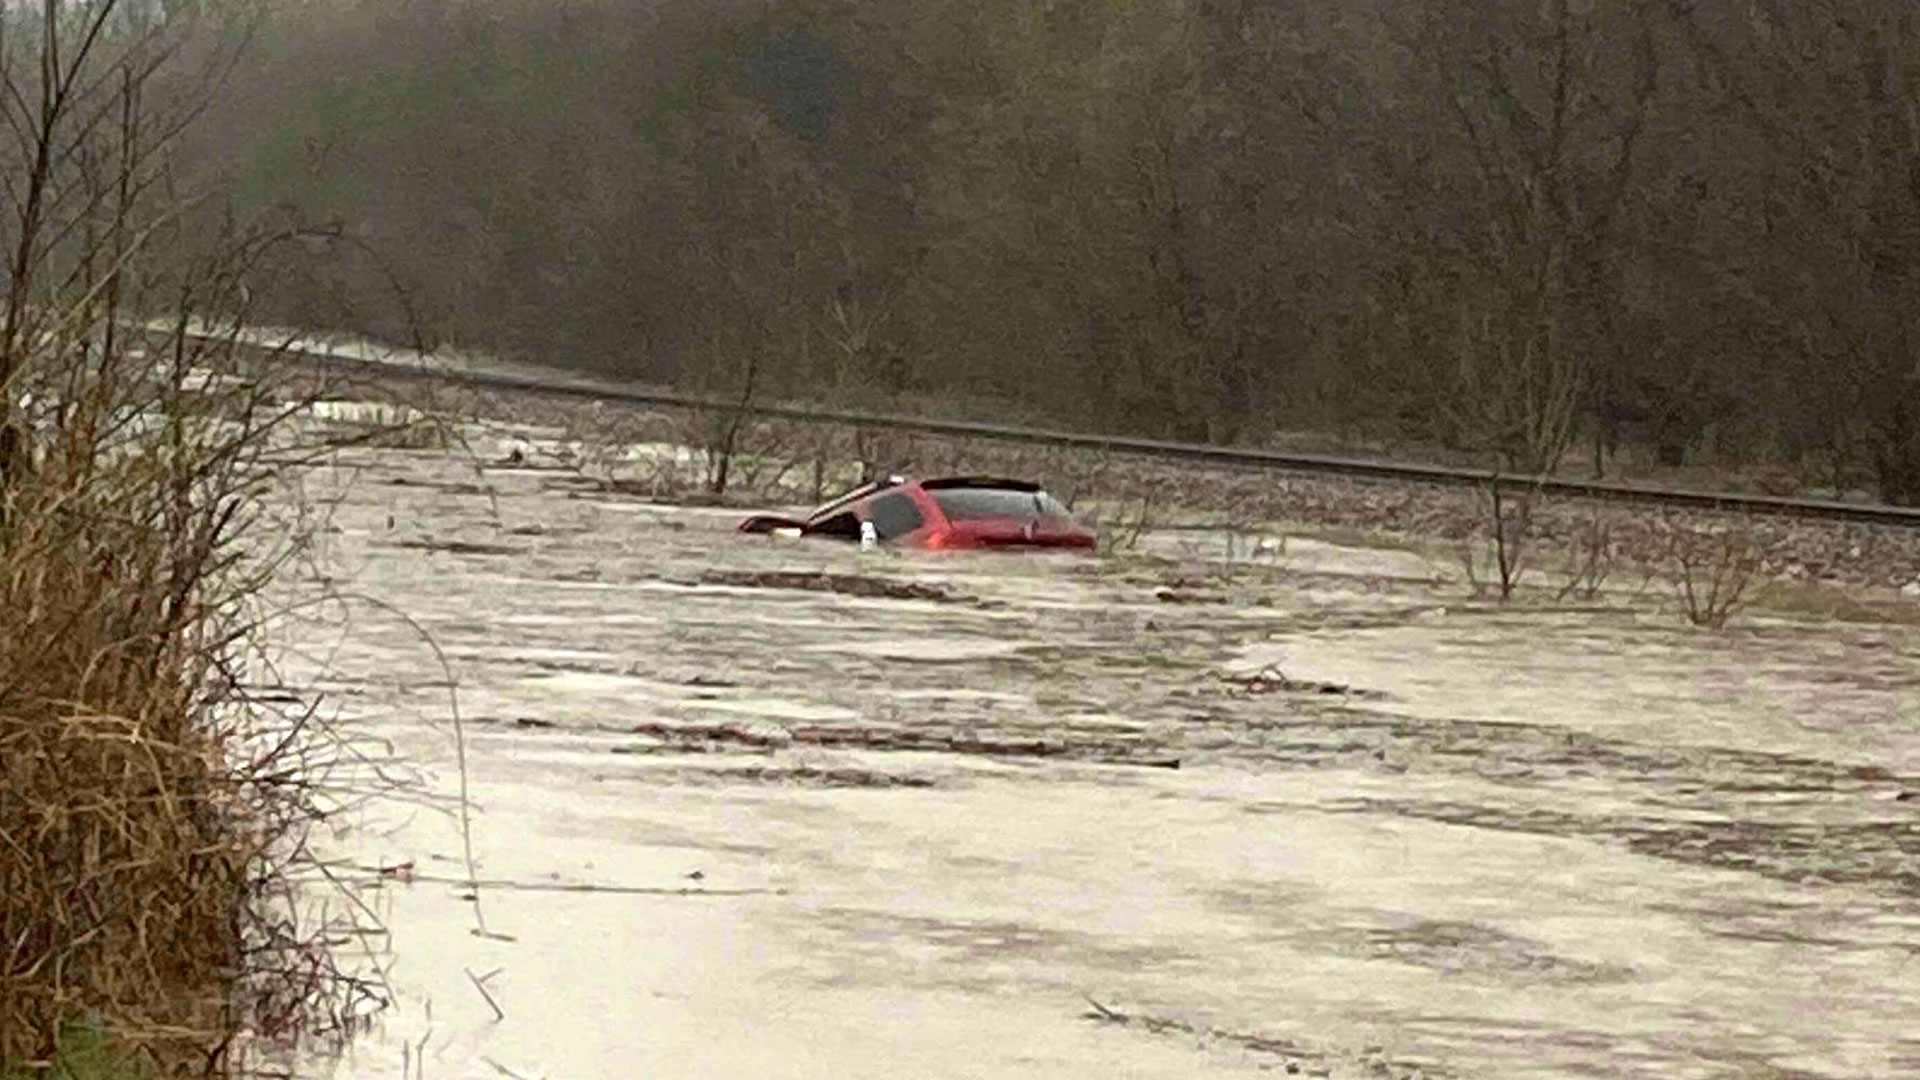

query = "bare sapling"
[[1459, 476, 1535, 601], [1092, 484, 1159, 555], [704, 339, 766, 497], [1427, 258, 1586, 477], [315, 398, 450, 451], [1554, 508, 1619, 602], [804, 420, 858, 503], [558, 403, 721, 501], [1660, 516, 1762, 628]]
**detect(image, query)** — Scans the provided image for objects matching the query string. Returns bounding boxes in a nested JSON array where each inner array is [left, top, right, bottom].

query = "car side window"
[[808, 511, 862, 541], [868, 492, 924, 540]]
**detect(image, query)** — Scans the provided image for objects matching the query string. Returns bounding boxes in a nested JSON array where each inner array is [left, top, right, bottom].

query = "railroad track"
[[225, 332, 1920, 529]]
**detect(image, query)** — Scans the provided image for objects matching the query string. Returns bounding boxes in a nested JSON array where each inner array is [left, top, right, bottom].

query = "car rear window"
[[868, 492, 925, 539], [931, 488, 1068, 521]]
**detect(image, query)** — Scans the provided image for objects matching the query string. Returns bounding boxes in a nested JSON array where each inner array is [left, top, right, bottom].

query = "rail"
[[231, 333, 1920, 529]]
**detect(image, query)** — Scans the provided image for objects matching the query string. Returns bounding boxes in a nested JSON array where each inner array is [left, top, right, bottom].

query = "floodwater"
[[272, 437, 1920, 1080]]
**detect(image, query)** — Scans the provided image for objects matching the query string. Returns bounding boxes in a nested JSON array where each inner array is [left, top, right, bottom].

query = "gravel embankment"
[[1182, 468, 1920, 592], [882, 434, 1920, 595], [393, 377, 1920, 598]]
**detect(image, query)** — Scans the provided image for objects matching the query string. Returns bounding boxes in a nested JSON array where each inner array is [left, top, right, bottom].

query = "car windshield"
[[931, 488, 1069, 521]]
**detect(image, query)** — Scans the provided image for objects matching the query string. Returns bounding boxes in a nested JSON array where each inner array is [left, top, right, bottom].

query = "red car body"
[[739, 476, 1096, 551]]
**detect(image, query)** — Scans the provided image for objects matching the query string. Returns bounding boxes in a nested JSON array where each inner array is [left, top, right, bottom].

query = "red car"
[[739, 476, 1096, 550]]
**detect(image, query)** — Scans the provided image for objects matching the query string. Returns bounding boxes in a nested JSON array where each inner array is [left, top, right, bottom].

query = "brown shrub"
[[0, 3, 388, 1068], [0, 326, 380, 1074]]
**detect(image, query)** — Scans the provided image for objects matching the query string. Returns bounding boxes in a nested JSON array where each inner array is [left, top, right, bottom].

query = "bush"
[[1657, 517, 1762, 629], [0, 319, 383, 1072], [0, 1, 381, 1071]]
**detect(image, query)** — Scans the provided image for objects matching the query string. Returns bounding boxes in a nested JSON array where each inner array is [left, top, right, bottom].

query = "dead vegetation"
[[1457, 477, 1537, 602], [540, 404, 857, 506], [1221, 665, 1388, 699], [1443, 484, 1775, 625], [1552, 508, 1623, 603], [1079, 995, 1442, 1079], [697, 569, 980, 605], [1087, 489, 1160, 555], [1657, 516, 1764, 629], [0, 1, 388, 1069], [314, 401, 451, 451], [531, 399, 1194, 544], [0, 325, 385, 1068], [614, 723, 1182, 771]]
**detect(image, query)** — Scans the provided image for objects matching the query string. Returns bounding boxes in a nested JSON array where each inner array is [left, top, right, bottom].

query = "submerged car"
[[739, 476, 1096, 550]]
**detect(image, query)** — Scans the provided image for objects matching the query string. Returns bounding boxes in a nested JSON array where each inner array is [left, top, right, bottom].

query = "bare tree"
[[1346, 0, 1665, 476], [134, 0, 1920, 493], [1666, 0, 1920, 502]]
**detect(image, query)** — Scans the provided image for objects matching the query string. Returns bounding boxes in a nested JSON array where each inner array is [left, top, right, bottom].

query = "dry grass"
[[0, 2, 397, 1070], [0, 326, 382, 1074]]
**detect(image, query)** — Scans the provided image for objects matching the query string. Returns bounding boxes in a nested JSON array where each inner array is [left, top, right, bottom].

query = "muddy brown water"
[[276, 444, 1919, 1080]]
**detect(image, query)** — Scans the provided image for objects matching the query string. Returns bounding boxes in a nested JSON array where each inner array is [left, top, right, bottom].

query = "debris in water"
[[699, 568, 974, 604], [392, 538, 526, 556], [1220, 664, 1385, 699]]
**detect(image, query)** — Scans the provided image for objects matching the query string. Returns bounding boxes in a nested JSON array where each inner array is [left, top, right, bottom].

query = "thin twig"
[[351, 870, 783, 897], [481, 1056, 542, 1080], [465, 966, 504, 1022], [324, 590, 505, 939]]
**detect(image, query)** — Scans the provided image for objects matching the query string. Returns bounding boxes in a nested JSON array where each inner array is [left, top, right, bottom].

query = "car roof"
[[919, 476, 1042, 493], [805, 475, 1051, 523]]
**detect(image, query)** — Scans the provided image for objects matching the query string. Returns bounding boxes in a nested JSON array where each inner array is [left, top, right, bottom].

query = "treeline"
[[200, 0, 1920, 501]]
